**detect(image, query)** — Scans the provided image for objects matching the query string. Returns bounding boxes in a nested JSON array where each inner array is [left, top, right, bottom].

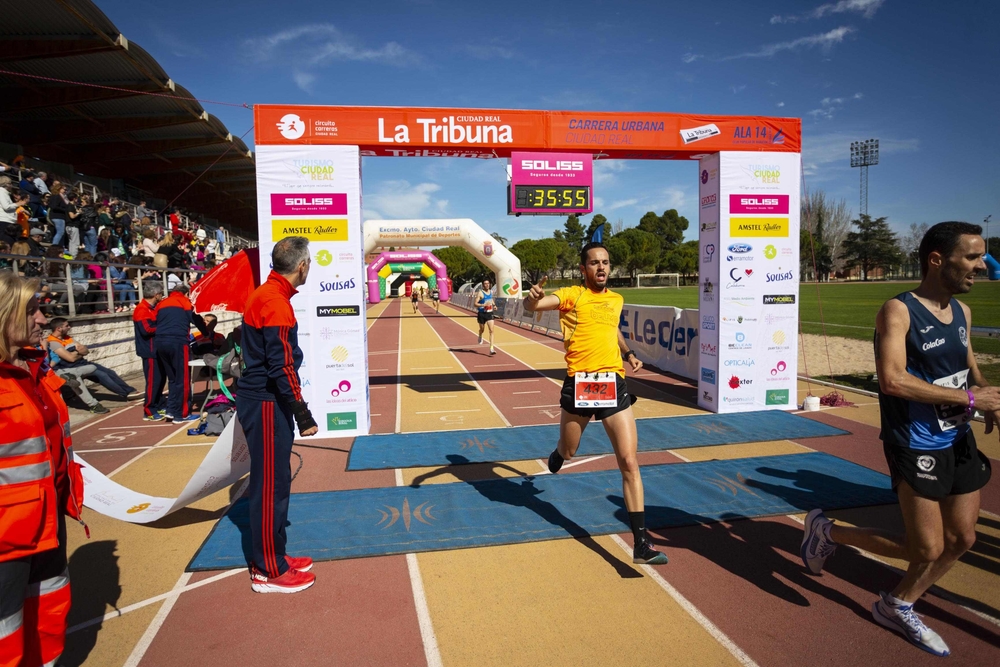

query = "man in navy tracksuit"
[[238, 236, 318, 593], [133, 284, 166, 420], [155, 284, 207, 422]]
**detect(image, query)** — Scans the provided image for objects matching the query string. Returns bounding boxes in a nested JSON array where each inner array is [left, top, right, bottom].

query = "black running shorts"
[[477, 311, 494, 325], [560, 374, 637, 421], [883, 430, 992, 500]]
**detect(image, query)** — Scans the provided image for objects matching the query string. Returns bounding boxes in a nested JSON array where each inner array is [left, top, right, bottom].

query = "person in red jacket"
[[133, 284, 165, 420], [238, 236, 318, 593], [0, 272, 86, 667]]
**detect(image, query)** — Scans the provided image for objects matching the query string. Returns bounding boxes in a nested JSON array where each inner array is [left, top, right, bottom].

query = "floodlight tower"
[[850, 139, 879, 217]]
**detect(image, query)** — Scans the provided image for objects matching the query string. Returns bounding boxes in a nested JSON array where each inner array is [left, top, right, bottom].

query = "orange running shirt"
[[551, 285, 625, 378]]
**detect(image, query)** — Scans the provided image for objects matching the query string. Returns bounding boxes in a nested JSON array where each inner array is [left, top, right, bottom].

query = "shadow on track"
[[63, 540, 121, 666], [409, 455, 642, 579]]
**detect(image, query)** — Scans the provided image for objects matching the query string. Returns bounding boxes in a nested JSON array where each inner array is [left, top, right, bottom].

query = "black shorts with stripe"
[[559, 374, 636, 421]]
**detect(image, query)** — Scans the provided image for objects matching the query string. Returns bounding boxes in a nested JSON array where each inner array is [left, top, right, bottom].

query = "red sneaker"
[[250, 567, 315, 594], [285, 555, 313, 572]]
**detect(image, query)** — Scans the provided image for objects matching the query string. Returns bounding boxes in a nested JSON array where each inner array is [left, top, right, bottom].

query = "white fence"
[[448, 294, 700, 381]]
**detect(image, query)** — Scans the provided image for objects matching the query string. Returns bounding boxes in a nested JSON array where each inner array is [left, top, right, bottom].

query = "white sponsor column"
[[255, 144, 370, 436], [697, 154, 721, 410], [715, 151, 801, 412]]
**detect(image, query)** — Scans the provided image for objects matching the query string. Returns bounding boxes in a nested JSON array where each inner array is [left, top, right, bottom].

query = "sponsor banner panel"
[[620, 305, 700, 381], [717, 151, 801, 413], [255, 144, 370, 437], [254, 105, 801, 155], [698, 154, 721, 410]]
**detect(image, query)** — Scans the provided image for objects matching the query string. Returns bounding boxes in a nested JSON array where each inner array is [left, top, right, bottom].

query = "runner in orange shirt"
[[524, 242, 668, 565]]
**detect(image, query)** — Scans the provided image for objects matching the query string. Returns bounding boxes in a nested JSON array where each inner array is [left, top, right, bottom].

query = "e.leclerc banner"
[[254, 145, 370, 437]]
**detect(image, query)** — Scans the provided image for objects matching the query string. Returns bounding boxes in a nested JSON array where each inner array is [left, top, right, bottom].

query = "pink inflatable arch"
[[366, 250, 449, 304]]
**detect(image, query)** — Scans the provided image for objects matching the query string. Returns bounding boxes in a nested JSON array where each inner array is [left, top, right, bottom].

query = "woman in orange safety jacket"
[[0, 272, 85, 667]]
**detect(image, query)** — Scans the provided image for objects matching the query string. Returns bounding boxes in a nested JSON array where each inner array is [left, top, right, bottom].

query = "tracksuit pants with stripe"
[[141, 356, 167, 417], [157, 342, 190, 419], [236, 395, 294, 577], [0, 516, 70, 667]]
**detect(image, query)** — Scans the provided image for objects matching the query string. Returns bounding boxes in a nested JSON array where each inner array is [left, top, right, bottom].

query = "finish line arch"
[[366, 249, 449, 304], [363, 219, 522, 300]]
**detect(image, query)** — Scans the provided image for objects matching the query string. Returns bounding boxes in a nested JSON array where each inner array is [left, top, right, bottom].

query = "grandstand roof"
[[0, 0, 257, 231]]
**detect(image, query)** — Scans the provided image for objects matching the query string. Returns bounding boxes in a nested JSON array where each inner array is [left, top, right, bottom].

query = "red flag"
[[189, 248, 261, 314]]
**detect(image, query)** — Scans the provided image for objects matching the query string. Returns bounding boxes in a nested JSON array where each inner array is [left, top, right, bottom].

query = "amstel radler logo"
[[271, 219, 348, 242]]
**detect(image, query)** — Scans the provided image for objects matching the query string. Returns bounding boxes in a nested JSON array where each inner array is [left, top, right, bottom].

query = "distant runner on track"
[[431, 286, 440, 312], [524, 242, 668, 565], [411, 287, 419, 314], [475, 279, 496, 356], [801, 222, 998, 656]]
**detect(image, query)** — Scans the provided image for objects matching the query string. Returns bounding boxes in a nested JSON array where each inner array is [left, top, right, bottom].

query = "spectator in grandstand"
[[78, 196, 99, 256], [195, 225, 207, 243], [108, 251, 137, 311], [47, 184, 69, 249], [135, 200, 155, 222], [169, 207, 181, 234], [63, 192, 82, 258], [96, 227, 112, 254], [18, 171, 42, 220], [216, 225, 226, 255], [191, 313, 225, 355], [15, 195, 31, 238], [26, 228, 45, 258], [97, 204, 113, 235], [141, 227, 159, 258], [0, 241, 9, 270], [33, 171, 49, 196], [8, 240, 37, 277], [0, 177, 19, 228], [113, 219, 132, 257]]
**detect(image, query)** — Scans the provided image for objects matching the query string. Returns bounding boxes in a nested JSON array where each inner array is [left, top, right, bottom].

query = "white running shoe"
[[477, 335, 483, 345], [872, 591, 950, 657], [800, 508, 837, 574]]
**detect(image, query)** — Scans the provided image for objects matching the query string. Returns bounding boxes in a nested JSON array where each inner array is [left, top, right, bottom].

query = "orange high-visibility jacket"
[[0, 348, 84, 562]]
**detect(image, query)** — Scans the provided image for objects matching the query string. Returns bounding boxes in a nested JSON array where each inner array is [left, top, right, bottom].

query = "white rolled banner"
[[78, 416, 250, 524]]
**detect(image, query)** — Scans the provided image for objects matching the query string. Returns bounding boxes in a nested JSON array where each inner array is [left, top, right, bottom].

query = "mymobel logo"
[[327, 412, 357, 431], [763, 295, 796, 305], [317, 305, 360, 317], [277, 114, 305, 140], [680, 123, 721, 144]]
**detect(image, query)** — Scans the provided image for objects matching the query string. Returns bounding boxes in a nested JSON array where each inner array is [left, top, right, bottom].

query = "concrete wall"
[[66, 312, 242, 377]]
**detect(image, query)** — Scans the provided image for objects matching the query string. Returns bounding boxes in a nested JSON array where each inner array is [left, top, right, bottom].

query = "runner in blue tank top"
[[801, 222, 999, 657], [475, 278, 497, 355]]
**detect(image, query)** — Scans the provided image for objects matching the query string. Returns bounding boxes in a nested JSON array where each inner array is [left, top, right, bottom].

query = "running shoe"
[[633, 537, 669, 565], [89, 403, 110, 414], [490, 347, 496, 356], [285, 555, 314, 572], [547, 449, 564, 474], [477, 334, 483, 345], [250, 567, 316, 594], [169, 414, 202, 423], [872, 591, 950, 656], [801, 508, 837, 574], [126, 389, 144, 400], [143, 414, 166, 422]]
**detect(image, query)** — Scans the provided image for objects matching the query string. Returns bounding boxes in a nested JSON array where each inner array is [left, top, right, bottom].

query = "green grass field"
[[614, 281, 1000, 385]]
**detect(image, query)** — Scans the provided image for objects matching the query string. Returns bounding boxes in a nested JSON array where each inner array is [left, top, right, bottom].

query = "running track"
[[61, 298, 1000, 666]]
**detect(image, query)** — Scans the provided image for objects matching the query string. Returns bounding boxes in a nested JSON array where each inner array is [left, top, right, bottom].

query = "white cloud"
[[806, 91, 863, 121], [771, 0, 884, 24], [607, 198, 639, 211], [722, 26, 854, 60], [801, 132, 919, 178], [731, 84, 747, 94], [648, 186, 689, 212], [463, 44, 516, 60], [593, 196, 605, 209], [363, 180, 447, 219], [245, 24, 418, 67], [682, 52, 703, 63], [853, 92, 864, 99], [593, 159, 629, 186], [777, 101, 786, 107], [293, 71, 316, 93]]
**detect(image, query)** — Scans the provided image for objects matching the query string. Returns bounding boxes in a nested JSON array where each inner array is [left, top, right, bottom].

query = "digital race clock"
[[508, 151, 594, 216]]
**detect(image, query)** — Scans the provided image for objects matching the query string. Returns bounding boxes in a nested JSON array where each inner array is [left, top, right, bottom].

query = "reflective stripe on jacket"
[[0, 349, 84, 563]]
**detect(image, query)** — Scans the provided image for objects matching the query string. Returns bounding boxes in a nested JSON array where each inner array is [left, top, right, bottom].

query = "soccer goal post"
[[635, 273, 681, 288]]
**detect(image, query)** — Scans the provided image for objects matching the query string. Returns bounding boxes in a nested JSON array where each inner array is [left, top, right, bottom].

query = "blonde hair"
[[0, 272, 40, 363]]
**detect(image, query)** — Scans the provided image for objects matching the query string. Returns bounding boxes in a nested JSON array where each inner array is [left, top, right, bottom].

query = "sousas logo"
[[765, 269, 794, 283], [319, 277, 357, 293]]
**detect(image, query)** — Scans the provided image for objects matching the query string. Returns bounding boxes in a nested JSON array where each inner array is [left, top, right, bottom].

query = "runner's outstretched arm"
[[523, 279, 559, 312]]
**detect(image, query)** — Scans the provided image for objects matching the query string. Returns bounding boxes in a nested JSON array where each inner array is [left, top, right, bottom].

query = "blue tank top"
[[878, 292, 971, 450], [477, 290, 494, 313]]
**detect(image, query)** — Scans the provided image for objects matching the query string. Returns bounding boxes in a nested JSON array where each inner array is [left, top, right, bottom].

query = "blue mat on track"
[[187, 452, 893, 571], [345, 411, 849, 471]]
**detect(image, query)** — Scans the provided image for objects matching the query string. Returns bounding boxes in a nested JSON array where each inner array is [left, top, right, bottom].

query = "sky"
[[97, 0, 1000, 243]]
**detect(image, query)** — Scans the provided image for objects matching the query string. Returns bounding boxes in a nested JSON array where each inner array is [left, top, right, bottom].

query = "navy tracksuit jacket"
[[154, 291, 206, 418], [237, 271, 305, 577]]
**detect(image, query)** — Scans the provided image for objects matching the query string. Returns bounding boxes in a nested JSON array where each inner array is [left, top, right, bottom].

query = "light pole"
[[985, 215, 992, 256], [850, 139, 879, 217]]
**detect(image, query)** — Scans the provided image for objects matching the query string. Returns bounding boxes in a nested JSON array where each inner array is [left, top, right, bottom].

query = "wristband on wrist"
[[623, 350, 635, 361], [966, 390, 975, 415]]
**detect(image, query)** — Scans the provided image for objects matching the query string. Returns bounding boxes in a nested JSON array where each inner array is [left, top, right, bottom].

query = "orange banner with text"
[[254, 105, 800, 159]]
